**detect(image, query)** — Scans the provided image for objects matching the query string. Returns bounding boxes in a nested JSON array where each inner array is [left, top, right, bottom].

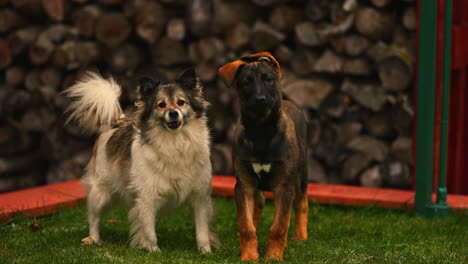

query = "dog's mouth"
[[165, 121, 182, 130]]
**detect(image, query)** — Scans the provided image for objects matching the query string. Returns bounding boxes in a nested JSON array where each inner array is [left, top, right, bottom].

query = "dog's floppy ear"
[[139, 77, 160, 97], [177, 68, 199, 91], [241, 51, 281, 79], [218, 60, 245, 88]]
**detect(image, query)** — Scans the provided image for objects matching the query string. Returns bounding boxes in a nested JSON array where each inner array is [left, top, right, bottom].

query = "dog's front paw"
[[131, 239, 160, 253], [81, 236, 101, 245], [240, 251, 260, 262], [199, 245, 211, 254], [265, 249, 284, 261]]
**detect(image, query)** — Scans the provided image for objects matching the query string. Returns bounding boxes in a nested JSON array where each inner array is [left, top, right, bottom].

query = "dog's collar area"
[[252, 163, 271, 175]]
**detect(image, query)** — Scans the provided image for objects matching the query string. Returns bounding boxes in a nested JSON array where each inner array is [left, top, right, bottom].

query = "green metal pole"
[[415, 0, 437, 217], [430, 0, 452, 217]]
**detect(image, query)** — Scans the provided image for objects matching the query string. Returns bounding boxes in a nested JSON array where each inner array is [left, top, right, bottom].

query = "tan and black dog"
[[218, 52, 308, 261]]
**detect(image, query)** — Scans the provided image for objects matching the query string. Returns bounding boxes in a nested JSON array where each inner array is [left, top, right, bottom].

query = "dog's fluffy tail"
[[64, 72, 123, 133]]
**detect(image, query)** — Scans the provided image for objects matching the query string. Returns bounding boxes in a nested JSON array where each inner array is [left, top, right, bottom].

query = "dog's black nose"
[[255, 95, 267, 103], [169, 110, 179, 119]]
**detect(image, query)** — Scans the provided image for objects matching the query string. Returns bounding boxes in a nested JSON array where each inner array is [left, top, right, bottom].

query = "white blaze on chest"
[[252, 163, 271, 176]]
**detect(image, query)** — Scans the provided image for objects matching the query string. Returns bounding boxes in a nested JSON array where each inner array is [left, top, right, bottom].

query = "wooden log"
[[0, 125, 35, 156], [290, 49, 316, 76], [343, 58, 371, 76], [342, 152, 373, 183], [211, 144, 233, 175], [391, 137, 413, 165], [188, 0, 214, 37], [402, 6, 416, 31], [0, 151, 42, 174], [224, 23, 250, 51], [295, 14, 354, 47], [95, 12, 131, 47], [273, 44, 293, 65], [282, 78, 334, 110], [366, 109, 395, 138], [344, 34, 370, 56], [188, 37, 224, 62], [29, 31, 55, 65], [347, 135, 389, 162], [99, 0, 122, 5], [0, 9, 26, 33], [51, 47, 68, 69], [107, 43, 141, 73], [7, 26, 40, 56], [391, 102, 413, 137], [21, 107, 56, 132], [342, 0, 357, 12], [152, 37, 187, 66], [75, 41, 99, 66], [42, 0, 64, 22], [134, 1, 165, 44], [370, 0, 392, 8], [360, 165, 383, 188], [381, 160, 411, 189], [6, 66, 25, 87], [73, 5, 100, 38], [0, 39, 12, 69], [167, 18, 186, 41], [341, 79, 387, 112], [308, 154, 327, 183], [305, 0, 330, 22], [269, 5, 303, 33], [40, 67, 62, 90], [252, 0, 279, 6], [196, 61, 217, 82], [378, 56, 412, 91], [319, 93, 347, 119], [250, 20, 285, 52], [11, 0, 43, 17], [212, 0, 257, 35], [355, 7, 395, 40], [24, 69, 41, 91], [313, 49, 344, 74]]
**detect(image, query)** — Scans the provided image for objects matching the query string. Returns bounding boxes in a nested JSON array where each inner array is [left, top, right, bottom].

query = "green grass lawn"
[[1, 197, 467, 264]]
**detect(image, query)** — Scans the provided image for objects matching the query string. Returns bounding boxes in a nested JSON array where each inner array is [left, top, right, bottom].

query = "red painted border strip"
[[1, 176, 467, 222]]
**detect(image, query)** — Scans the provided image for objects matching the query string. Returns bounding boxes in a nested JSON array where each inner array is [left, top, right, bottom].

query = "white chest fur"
[[252, 163, 271, 176]]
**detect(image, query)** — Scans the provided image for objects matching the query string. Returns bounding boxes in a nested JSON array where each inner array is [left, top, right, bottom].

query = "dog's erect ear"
[[177, 68, 198, 90], [218, 60, 245, 88], [139, 77, 160, 97], [241, 51, 281, 79]]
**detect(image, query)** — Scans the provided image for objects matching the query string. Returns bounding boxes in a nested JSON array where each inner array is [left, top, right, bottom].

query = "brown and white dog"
[[64, 69, 219, 253], [218, 52, 308, 261]]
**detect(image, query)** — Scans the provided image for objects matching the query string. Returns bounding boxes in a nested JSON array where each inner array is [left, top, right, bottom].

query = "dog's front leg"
[[265, 188, 294, 261], [128, 197, 159, 252], [235, 181, 259, 262], [190, 194, 213, 253]]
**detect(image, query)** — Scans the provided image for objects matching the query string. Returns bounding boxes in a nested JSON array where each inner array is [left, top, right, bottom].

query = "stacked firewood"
[[0, 0, 416, 193]]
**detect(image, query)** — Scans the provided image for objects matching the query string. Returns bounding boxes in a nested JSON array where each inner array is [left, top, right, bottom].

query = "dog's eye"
[[264, 76, 273, 84], [158, 102, 166, 108], [177, 100, 185, 106], [243, 77, 253, 86]]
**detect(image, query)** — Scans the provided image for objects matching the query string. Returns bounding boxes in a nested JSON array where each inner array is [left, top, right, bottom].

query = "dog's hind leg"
[[292, 192, 308, 241], [128, 197, 159, 252], [82, 185, 111, 245], [265, 188, 294, 261], [253, 191, 265, 228], [190, 194, 214, 253]]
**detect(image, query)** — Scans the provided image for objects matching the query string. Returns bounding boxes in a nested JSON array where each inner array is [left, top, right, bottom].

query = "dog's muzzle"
[[165, 109, 183, 130]]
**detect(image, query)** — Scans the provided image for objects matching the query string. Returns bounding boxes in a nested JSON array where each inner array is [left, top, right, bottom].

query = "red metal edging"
[[1, 176, 468, 222]]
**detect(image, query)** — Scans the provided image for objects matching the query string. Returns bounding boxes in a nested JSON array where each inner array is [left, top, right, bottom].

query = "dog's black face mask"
[[236, 62, 280, 120]]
